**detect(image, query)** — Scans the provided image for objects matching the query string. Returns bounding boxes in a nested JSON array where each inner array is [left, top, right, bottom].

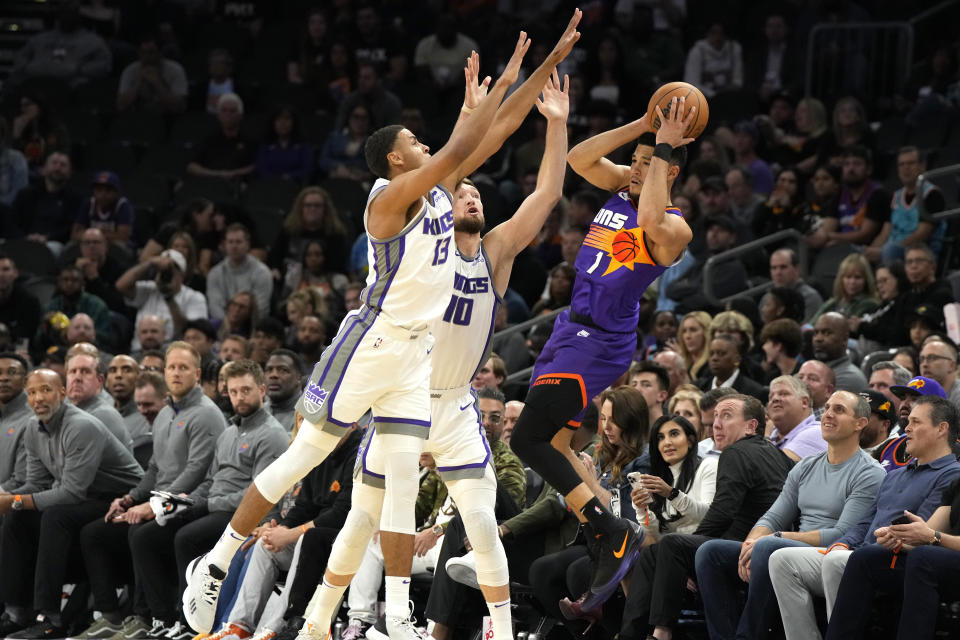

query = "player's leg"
[[302, 478, 385, 637], [445, 468, 512, 640], [184, 316, 391, 633], [367, 333, 434, 636], [510, 337, 641, 598]]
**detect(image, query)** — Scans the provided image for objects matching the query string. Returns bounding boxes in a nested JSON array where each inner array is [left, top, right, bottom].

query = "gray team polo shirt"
[[193, 406, 289, 513], [118, 398, 152, 442], [12, 404, 143, 510], [128, 385, 226, 503], [76, 393, 133, 450], [0, 391, 34, 491]]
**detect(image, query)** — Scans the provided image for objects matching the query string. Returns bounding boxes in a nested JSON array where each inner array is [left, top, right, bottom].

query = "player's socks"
[[304, 578, 346, 630], [208, 524, 245, 570], [487, 599, 513, 639], [579, 496, 626, 538], [384, 576, 411, 618]]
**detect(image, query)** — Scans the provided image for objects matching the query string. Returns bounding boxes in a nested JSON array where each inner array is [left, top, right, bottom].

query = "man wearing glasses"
[[919, 336, 960, 410], [902, 245, 954, 327]]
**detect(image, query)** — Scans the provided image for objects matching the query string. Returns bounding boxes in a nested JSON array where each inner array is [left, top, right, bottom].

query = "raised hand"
[[499, 31, 531, 87], [545, 8, 582, 65], [535, 69, 569, 121], [654, 96, 698, 148], [462, 51, 491, 110]]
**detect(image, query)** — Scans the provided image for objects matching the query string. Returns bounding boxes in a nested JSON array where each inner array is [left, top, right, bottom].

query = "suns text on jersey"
[[592, 208, 628, 230]]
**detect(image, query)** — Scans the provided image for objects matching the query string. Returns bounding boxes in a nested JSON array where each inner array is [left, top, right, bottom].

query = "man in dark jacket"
[[618, 394, 794, 640]]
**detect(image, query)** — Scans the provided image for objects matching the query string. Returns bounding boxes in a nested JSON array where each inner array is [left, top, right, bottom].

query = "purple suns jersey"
[[571, 189, 684, 332]]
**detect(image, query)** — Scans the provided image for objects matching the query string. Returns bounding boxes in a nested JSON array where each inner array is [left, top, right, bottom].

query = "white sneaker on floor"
[[182, 554, 227, 634], [444, 551, 479, 590], [384, 602, 432, 640]]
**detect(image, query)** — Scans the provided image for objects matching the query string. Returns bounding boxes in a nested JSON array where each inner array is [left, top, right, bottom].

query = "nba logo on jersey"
[[373, 337, 383, 349], [303, 383, 328, 412]]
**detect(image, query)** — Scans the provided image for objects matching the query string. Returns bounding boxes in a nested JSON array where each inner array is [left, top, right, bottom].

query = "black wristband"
[[653, 143, 674, 162]]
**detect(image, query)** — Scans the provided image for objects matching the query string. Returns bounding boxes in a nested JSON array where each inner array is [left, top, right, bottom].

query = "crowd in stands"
[[1, 1, 960, 639]]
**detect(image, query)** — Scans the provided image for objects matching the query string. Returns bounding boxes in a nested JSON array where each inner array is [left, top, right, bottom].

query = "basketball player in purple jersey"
[[510, 97, 698, 600]]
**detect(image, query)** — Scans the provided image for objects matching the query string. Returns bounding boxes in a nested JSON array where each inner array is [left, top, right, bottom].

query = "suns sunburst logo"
[[583, 226, 652, 275]]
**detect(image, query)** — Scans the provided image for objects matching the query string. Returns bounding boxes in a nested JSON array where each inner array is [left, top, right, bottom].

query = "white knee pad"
[[378, 434, 422, 535], [254, 421, 341, 503], [327, 483, 384, 576], [450, 474, 509, 587]]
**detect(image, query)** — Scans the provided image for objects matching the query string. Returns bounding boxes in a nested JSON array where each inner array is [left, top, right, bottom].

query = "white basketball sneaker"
[[182, 554, 226, 633]]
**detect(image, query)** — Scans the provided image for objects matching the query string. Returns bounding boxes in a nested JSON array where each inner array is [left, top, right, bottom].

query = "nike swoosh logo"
[[612, 531, 630, 559], [459, 400, 474, 411], [402, 579, 410, 584], [494, 602, 509, 608]]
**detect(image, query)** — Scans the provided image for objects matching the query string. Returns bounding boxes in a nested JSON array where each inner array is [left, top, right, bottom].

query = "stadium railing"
[[500, 306, 568, 387], [702, 229, 808, 308]]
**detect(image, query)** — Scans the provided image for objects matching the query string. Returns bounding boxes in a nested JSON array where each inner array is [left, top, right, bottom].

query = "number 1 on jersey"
[[586, 250, 603, 274], [432, 237, 451, 266]]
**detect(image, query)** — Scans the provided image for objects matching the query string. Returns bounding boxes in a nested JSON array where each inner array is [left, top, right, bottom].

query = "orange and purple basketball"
[[647, 82, 709, 139], [612, 231, 641, 263]]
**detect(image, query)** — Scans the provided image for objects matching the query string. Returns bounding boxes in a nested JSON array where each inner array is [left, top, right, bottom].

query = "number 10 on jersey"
[[443, 294, 474, 326]]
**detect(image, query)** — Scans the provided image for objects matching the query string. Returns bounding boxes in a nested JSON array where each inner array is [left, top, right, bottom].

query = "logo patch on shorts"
[[303, 383, 328, 412], [577, 329, 590, 337]]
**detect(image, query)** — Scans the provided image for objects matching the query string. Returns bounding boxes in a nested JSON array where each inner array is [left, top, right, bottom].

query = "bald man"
[[0, 369, 142, 638], [796, 360, 836, 421], [108, 354, 151, 441], [812, 313, 867, 392], [653, 350, 692, 395], [134, 314, 167, 356], [66, 312, 97, 346]]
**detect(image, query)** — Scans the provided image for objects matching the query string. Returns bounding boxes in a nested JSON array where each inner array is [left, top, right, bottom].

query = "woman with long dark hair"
[[255, 105, 315, 181], [529, 386, 651, 636], [633, 415, 717, 540]]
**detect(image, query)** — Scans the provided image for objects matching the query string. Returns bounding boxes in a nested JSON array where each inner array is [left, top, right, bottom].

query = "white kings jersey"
[[361, 178, 457, 329], [429, 242, 503, 391]]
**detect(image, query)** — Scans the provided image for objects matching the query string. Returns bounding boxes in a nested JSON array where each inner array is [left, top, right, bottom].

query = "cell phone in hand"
[[891, 515, 911, 526], [627, 472, 654, 505]]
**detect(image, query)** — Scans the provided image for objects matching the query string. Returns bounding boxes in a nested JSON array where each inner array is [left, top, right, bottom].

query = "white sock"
[[487, 599, 513, 640], [207, 524, 246, 570], [384, 576, 410, 619], [305, 578, 347, 630]]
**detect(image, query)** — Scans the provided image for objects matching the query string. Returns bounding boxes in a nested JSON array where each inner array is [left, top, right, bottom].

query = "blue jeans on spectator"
[[826, 543, 960, 640], [696, 536, 809, 640], [214, 544, 253, 628]]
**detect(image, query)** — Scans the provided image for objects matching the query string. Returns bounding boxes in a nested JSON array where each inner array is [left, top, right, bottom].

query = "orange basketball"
[[646, 82, 709, 140]]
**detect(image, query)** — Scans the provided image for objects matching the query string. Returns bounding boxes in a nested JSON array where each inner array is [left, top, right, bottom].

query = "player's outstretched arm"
[[637, 97, 695, 260], [486, 71, 569, 295], [368, 33, 529, 238], [567, 113, 653, 192], [444, 9, 581, 187]]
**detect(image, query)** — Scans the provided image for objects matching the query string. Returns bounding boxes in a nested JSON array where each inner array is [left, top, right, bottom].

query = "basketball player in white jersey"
[[182, 33, 534, 637], [306, 65, 573, 640], [301, 13, 582, 639]]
